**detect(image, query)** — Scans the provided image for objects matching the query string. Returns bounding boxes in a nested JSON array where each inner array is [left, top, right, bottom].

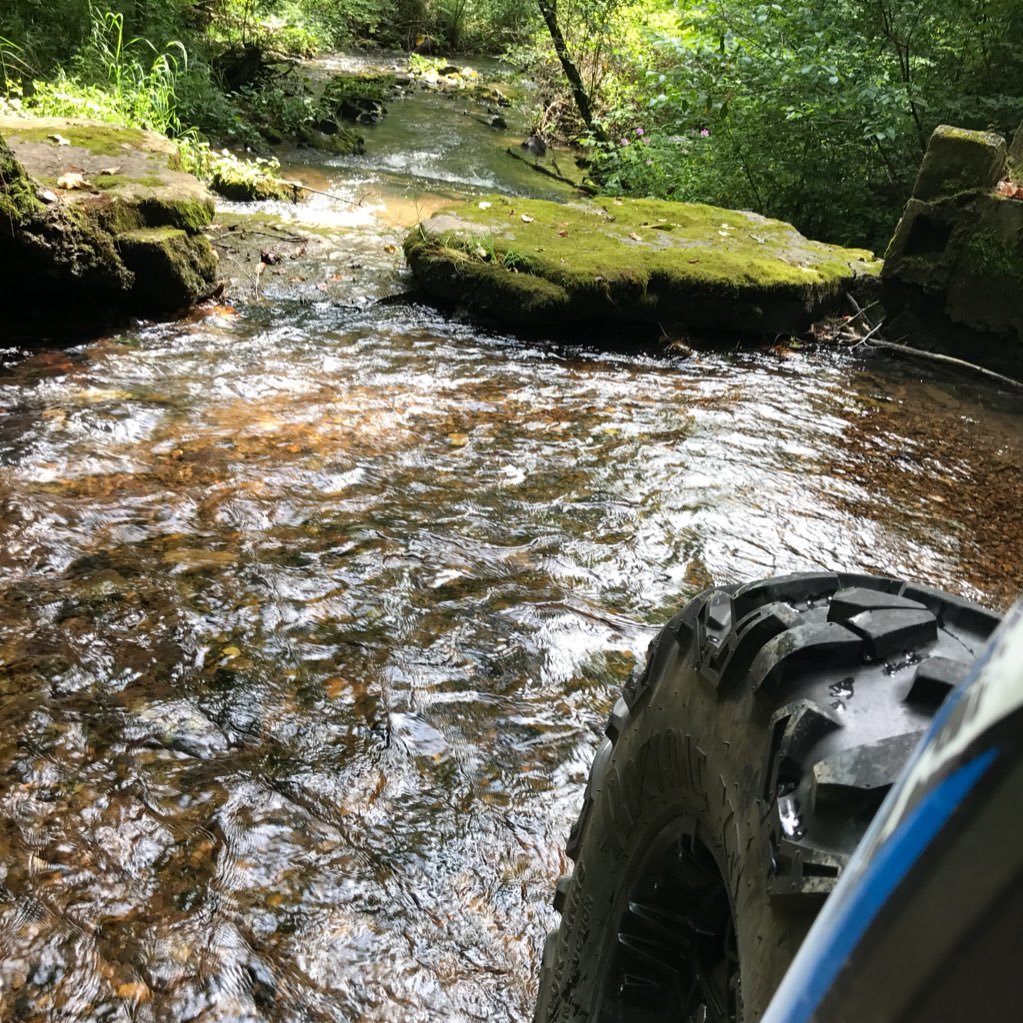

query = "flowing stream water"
[[1, 55, 1022, 1023]]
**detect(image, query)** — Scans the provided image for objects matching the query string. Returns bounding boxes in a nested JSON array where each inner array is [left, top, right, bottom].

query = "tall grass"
[[1, 5, 289, 198], [18, 6, 189, 137], [0, 34, 32, 99]]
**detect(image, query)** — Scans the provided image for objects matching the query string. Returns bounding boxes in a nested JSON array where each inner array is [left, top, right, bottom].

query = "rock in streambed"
[[882, 123, 1023, 375], [0, 117, 219, 340], [404, 195, 879, 336]]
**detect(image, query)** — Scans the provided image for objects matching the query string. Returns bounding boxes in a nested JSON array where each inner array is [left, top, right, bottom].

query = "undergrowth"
[[0, 6, 286, 199]]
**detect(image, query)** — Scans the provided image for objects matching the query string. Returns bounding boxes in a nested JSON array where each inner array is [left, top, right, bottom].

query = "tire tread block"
[[536, 571, 1001, 1023], [553, 875, 572, 913], [749, 622, 862, 694], [813, 731, 924, 794], [713, 603, 799, 691], [766, 699, 844, 801], [734, 572, 902, 621], [844, 607, 937, 659], [902, 583, 1001, 638], [734, 572, 841, 620], [565, 798, 591, 861], [768, 838, 847, 900], [906, 655, 970, 710], [605, 698, 630, 743], [828, 586, 927, 622]]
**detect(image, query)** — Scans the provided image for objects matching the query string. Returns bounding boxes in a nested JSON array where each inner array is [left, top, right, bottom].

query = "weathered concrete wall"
[[882, 123, 1023, 375]]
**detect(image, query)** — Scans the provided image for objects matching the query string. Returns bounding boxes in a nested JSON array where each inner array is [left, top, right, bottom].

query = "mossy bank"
[[0, 117, 219, 340], [404, 195, 880, 336]]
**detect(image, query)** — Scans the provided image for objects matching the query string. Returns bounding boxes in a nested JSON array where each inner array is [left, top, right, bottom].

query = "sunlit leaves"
[[586, 0, 1023, 249]]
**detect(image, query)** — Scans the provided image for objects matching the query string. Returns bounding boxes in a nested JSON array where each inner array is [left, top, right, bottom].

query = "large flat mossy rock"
[[404, 195, 879, 335], [0, 117, 218, 339]]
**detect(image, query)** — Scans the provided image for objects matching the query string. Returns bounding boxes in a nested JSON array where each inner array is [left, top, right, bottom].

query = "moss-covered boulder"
[[321, 71, 395, 125], [119, 227, 220, 309], [297, 122, 365, 155], [404, 195, 879, 336], [205, 155, 294, 202], [911, 125, 1008, 201], [883, 123, 1023, 374], [0, 117, 219, 339], [0, 132, 45, 228]]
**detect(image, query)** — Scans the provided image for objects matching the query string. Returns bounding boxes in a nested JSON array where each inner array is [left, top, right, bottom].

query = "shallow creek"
[[1, 55, 1022, 1023]]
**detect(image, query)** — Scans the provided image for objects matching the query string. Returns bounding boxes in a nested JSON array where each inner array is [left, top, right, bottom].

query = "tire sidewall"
[[546, 639, 812, 1022]]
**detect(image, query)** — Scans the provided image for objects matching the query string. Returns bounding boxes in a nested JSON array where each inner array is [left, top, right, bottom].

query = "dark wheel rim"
[[600, 817, 739, 1023]]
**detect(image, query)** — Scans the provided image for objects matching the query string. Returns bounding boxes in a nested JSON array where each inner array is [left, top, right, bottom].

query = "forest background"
[[1, 0, 1021, 250]]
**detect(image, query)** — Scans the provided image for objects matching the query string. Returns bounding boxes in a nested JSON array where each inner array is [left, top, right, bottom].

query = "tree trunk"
[[535, 0, 606, 141]]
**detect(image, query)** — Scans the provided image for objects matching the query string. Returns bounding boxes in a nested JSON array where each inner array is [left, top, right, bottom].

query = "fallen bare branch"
[[862, 338, 1023, 391]]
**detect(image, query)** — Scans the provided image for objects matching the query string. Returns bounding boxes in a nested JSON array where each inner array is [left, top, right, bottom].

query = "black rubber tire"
[[534, 571, 1001, 1023]]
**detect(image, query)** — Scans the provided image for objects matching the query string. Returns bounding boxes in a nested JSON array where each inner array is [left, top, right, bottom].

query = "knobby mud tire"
[[534, 571, 1001, 1023]]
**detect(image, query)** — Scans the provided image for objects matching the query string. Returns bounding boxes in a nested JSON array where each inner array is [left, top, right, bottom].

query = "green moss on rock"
[[884, 125, 1023, 373], [404, 195, 878, 334], [912, 125, 1007, 201], [0, 132, 45, 232], [118, 227, 219, 310], [1, 118, 220, 337], [89, 174, 166, 190], [137, 193, 215, 231], [963, 229, 1023, 283], [2, 123, 152, 158], [298, 123, 365, 155], [1008, 121, 1023, 184], [322, 72, 395, 108], [209, 172, 292, 203]]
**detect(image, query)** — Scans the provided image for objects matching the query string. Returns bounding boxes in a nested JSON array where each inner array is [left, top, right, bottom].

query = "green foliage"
[[234, 79, 317, 137], [4, 0, 1015, 251], [0, 34, 31, 86], [0, 4, 296, 200], [576, 0, 1023, 249], [182, 142, 290, 199], [2, 10, 187, 138], [322, 71, 394, 107]]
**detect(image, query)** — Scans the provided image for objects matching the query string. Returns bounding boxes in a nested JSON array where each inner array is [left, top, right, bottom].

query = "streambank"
[[0, 117, 219, 340]]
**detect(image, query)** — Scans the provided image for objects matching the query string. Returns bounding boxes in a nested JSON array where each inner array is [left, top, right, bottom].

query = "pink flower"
[[700, 128, 710, 137], [635, 127, 645, 136], [620, 137, 629, 146]]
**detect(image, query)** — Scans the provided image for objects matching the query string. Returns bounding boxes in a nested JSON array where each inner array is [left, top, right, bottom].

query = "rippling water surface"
[[1, 57, 1022, 1023]]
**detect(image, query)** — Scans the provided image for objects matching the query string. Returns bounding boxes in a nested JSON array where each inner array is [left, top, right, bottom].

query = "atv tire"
[[534, 571, 1000, 1023]]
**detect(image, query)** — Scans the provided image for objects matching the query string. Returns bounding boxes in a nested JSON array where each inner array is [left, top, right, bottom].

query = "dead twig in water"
[[821, 294, 1023, 389], [839, 292, 1023, 388], [848, 320, 886, 349], [845, 292, 882, 326], [279, 180, 369, 206], [207, 242, 265, 298], [214, 226, 308, 244], [862, 337, 1023, 391]]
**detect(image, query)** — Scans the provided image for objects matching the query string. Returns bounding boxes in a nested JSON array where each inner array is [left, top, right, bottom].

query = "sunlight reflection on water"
[[0, 298, 1020, 1021], [1, 50, 1022, 1019]]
